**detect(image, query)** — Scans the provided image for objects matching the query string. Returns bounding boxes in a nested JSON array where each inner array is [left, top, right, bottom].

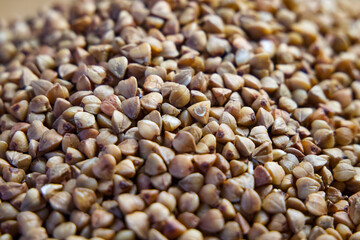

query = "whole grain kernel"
[[199, 209, 225, 233], [169, 154, 194, 179], [262, 192, 286, 214], [138, 120, 160, 140], [172, 131, 196, 153]]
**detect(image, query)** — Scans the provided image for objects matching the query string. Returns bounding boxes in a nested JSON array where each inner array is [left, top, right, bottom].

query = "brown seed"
[[257, 231, 282, 240], [205, 166, 226, 186], [264, 162, 285, 185], [6, 151, 32, 171], [122, 96, 141, 120], [333, 161, 356, 182], [212, 88, 232, 106], [178, 173, 204, 193], [188, 101, 211, 125], [74, 112, 96, 129], [38, 129, 63, 155], [178, 192, 199, 213], [53, 222, 77, 239], [17, 211, 42, 235], [138, 120, 160, 140], [93, 154, 116, 180], [169, 84, 190, 108], [108, 56, 128, 79], [114, 159, 136, 178], [206, 36, 231, 57], [235, 136, 255, 157], [199, 209, 225, 233], [193, 154, 216, 174], [262, 192, 286, 214], [144, 153, 167, 176], [302, 155, 327, 171], [9, 131, 29, 153], [223, 73, 244, 91], [306, 192, 327, 216], [125, 211, 149, 239], [73, 187, 96, 212], [349, 192, 360, 225], [162, 114, 181, 132], [256, 108, 274, 129], [169, 154, 194, 179], [335, 127, 353, 146], [29, 95, 51, 114], [178, 229, 203, 240], [150, 172, 172, 190], [313, 129, 335, 149], [140, 92, 163, 112], [129, 43, 151, 65], [46, 163, 71, 183], [8, 100, 28, 121], [81, 95, 102, 115], [146, 202, 170, 223], [92, 209, 114, 228], [20, 188, 46, 212], [172, 131, 196, 153], [115, 77, 137, 99], [0, 202, 19, 221], [143, 75, 164, 93], [49, 191, 73, 214], [199, 183, 221, 207], [252, 141, 273, 163], [286, 208, 305, 233], [118, 193, 145, 215], [216, 123, 235, 143], [163, 216, 187, 239], [241, 188, 262, 215], [85, 65, 106, 84], [46, 83, 70, 105], [2, 165, 25, 183], [296, 177, 321, 200], [111, 110, 132, 134], [249, 126, 271, 145]]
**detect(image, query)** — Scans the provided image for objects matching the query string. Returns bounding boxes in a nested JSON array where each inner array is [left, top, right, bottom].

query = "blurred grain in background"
[[1, 0, 360, 20], [0, 0, 64, 19]]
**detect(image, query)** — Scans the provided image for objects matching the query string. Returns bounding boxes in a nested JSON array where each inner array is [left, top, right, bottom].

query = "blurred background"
[[0, 0, 66, 19], [0, 0, 360, 20]]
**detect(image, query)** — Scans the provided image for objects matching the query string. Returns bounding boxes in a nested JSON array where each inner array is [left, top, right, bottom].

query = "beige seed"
[[53, 222, 77, 239], [188, 101, 211, 125], [74, 112, 96, 129], [333, 162, 356, 182], [306, 192, 327, 216], [117, 194, 145, 215], [91, 209, 114, 228], [125, 211, 149, 239], [286, 208, 305, 233], [296, 177, 321, 200], [264, 162, 285, 185], [169, 84, 190, 108], [169, 154, 194, 178], [172, 131, 196, 153], [129, 43, 151, 65], [138, 120, 160, 140], [199, 209, 225, 233], [108, 56, 128, 79], [241, 188, 262, 215], [73, 187, 96, 212], [262, 192, 286, 214]]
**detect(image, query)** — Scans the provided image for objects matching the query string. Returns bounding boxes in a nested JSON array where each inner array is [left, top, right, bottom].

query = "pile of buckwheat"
[[1, 0, 360, 239]]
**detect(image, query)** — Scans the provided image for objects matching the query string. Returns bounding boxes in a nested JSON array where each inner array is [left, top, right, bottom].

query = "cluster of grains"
[[1, 0, 360, 239]]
